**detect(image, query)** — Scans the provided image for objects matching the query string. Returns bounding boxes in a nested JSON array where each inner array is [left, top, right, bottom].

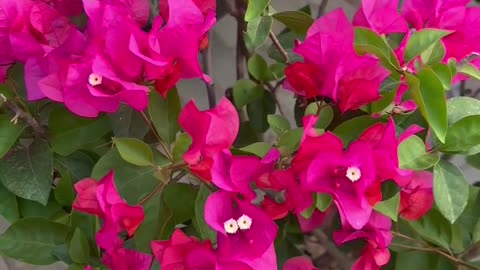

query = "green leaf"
[[447, 97, 480, 126], [172, 133, 192, 163], [315, 194, 332, 212], [421, 41, 446, 66], [398, 136, 439, 170], [439, 115, 480, 153], [245, 16, 273, 49], [431, 63, 453, 90], [69, 228, 90, 264], [278, 128, 303, 156], [113, 138, 154, 166], [247, 90, 276, 133], [405, 70, 447, 142], [194, 184, 216, 242], [247, 54, 272, 81], [458, 63, 480, 81], [374, 192, 400, 221], [0, 140, 52, 205], [234, 121, 259, 148], [272, 11, 314, 36], [0, 217, 70, 265], [239, 142, 272, 158], [473, 219, 480, 244], [233, 79, 264, 108], [408, 209, 452, 250], [267, 114, 291, 135], [18, 194, 65, 220], [108, 105, 149, 139], [354, 28, 401, 74], [395, 251, 455, 270], [332, 116, 379, 145], [148, 88, 181, 145], [0, 183, 19, 223], [245, 0, 270, 21], [404, 28, 452, 63], [304, 103, 334, 129], [164, 183, 197, 224], [134, 192, 163, 252], [70, 211, 97, 257], [54, 151, 97, 183], [0, 115, 26, 158], [433, 160, 469, 223], [54, 173, 75, 208], [49, 107, 110, 156], [92, 148, 169, 204]]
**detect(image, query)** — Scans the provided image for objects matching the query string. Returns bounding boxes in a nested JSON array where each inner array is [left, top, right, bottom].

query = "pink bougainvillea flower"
[[130, 0, 215, 96], [84, 0, 148, 81], [334, 54, 390, 112], [152, 229, 253, 270], [352, 240, 391, 270], [58, 54, 149, 117], [334, 211, 392, 270], [398, 171, 434, 220], [353, 0, 408, 34], [283, 256, 318, 270], [393, 84, 418, 113], [441, 7, 480, 61], [42, 0, 84, 17], [102, 246, 153, 270], [73, 170, 145, 237], [296, 209, 329, 233], [285, 9, 390, 112], [401, 0, 470, 30], [257, 169, 314, 215], [304, 132, 377, 229], [205, 190, 278, 260], [212, 148, 280, 200], [283, 62, 323, 98], [179, 98, 239, 181]]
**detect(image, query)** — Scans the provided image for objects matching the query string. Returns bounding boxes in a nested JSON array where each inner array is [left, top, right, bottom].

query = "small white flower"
[[224, 218, 239, 234], [88, 73, 102, 86], [346, 166, 361, 182], [237, 214, 252, 230]]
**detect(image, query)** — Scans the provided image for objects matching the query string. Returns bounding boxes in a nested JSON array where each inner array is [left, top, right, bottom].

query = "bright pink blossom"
[[285, 9, 390, 112], [334, 212, 392, 270], [353, 0, 408, 34], [205, 191, 278, 260], [212, 148, 280, 200], [129, 0, 215, 96], [179, 98, 239, 181], [304, 132, 377, 229], [398, 171, 434, 220], [102, 246, 153, 270], [73, 171, 145, 237], [283, 256, 318, 270]]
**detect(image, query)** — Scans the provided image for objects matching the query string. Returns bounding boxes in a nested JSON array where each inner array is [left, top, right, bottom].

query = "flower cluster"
[[0, 0, 213, 117], [12, 0, 479, 269]]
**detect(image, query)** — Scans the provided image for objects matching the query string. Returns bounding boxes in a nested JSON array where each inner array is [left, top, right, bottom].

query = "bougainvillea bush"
[[2, 0, 480, 269]]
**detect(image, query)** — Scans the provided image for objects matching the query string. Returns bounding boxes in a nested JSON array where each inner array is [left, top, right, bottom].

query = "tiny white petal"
[[237, 214, 252, 230], [346, 166, 361, 182], [223, 218, 238, 234], [88, 73, 102, 86]]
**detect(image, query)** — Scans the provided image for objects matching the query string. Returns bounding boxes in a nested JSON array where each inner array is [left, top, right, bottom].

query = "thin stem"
[[391, 243, 480, 270], [269, 31, 290, 64], [202, 32, 216, 109], [138, 170, 187, 205], [140, 111, 173, 160], [313, 229, 352, 270], [235, 2, 247, 80], [317, 0, 329, 18], [4, 101, 46, 137]]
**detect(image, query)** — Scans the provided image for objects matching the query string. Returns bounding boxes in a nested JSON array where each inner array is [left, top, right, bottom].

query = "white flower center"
[[346, 166, 361, 182], [88, 73, 102, 86], [223, 218, 238, 234], [237, 214, 252, 230]]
